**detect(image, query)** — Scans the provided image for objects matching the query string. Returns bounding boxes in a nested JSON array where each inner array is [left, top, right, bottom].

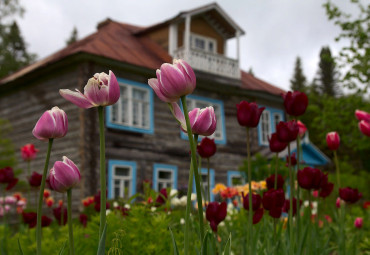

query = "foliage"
[[290, 56, 307, 92], [65, 27, 78, 46], [0, 118, 16, 168], [323, 1, 370, 90]]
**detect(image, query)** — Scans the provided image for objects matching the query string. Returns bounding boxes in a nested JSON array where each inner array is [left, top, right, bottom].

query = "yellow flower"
[[212, 183, 227, 194]]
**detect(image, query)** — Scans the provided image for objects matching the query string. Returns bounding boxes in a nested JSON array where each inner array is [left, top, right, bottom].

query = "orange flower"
[[220, 187, 238, 199], [13, 192, 22, 201], [43, 189, 51, 199], [212, 183, 227, 194], [45, 197, 54, 208], [58, 200, 63, 207]]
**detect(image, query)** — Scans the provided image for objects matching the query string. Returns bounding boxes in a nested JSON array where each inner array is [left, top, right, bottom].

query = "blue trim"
[[152, 164, 178, 191], [180, 95, 227, 145], [257, 105, 285, 146], [108, 159, 137, 199], [106, 78, 154, 134], [291, 143, 329, 166], [227, 171, 246, 186], [193, 168, 215, 201]]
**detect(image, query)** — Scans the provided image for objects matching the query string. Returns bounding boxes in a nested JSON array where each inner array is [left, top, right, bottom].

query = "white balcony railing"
[[174, 48, 240, 79]]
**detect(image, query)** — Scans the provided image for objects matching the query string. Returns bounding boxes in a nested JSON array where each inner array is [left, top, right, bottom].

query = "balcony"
[[174, 48, 240, 79]]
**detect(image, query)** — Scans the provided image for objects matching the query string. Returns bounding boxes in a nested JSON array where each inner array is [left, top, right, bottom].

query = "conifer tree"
[[66, 26, 78, 46], [316, 46, 340, 97], [290, 57, 307, 92]]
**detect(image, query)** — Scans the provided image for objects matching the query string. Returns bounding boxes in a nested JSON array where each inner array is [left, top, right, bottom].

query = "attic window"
[[190, 33, 217, 53]]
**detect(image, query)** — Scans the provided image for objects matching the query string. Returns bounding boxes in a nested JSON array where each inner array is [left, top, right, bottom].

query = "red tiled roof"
[[0, 19, 285, 96]]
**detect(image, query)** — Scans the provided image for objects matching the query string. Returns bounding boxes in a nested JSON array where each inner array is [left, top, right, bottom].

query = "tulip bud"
[[29, 171, 42, 187], [326, 132, 340, 150], [80, 213, 88, 227], [282, 91, 308, 117], [336, 197, 342, 208], [242, 193, 262, 211], [268, 133, 288, 153], [354, 217, 363, 229], [358, 120, 370, 137], [197, 137, 217, 158], [206, 201, 227, 232], [253, 208, 264, 224], [339, 187, 362, 204], [262, 188, 285, 216], [236, 101, 265, 128], [266, 174, 285, 190], [355, 110, 370, 122], [319, 182, 334, 198], [21, 144, 39, 161], [297, 167, 323, 190], [48, 156, 81, 193], [276, 120, 299, 143], [32, 106, 68, 141], [297, 120, 307, 137]]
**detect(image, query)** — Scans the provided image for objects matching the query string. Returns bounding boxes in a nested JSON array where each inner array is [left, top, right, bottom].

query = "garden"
[[0, 58, 369, 255]]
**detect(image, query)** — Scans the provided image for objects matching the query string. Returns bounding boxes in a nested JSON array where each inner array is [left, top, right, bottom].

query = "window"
[[257, 106, 285, 146], [153, 164, 178, 191], [108, 160, 137, 199], [227, 171, 245, 187], [190, 33, 217, 53], [193, 168, 215, 202], [182, 95, 226, 144], [106, 78, 154, 134]]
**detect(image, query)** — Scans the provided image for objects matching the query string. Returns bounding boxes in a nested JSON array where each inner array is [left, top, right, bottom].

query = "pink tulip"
[[359, 120, 370, 137], [354, 217, 363, 229], [60, 70, 120, 108], [297, 121, 307, 137], [148, 59, 196, 103], [326, 132, 340, 150], [48, 156, 81, 193], [336, 197, 342, 208], [355, 110, 370, 122], [170, 102, 217, 136], [32, 106, 68, 141]]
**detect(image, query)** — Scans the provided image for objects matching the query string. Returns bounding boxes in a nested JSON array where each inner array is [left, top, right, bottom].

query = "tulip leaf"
[[201, 231, 213, 255], [17, 238, 24, 255], [97, 223, 108, 255], [168, 226, 179, 255], [58, 240, 67, 255], [222, 233, 232, 255]]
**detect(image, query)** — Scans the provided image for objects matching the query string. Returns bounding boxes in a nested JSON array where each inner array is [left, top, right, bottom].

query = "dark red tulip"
[[236, 101, 265, 128], [29, 171, 42, 187], [276, 121, 299, 143], [253, 208, 264, 224], [5, 178, 18, 191], [282, 91, 308, 117], [79, 214, 88, 227], [319, 182, 334, 198], [297, 167, 324, 190], [262, 189, 285, 211], [282, 198, 301, 216], [197, 137, 217, 158], [206, 201, 227, 232], [0, 167, 14, 184], [268, 133, 288, 153], [22, 212, 37, 228], [266, 174, 285, 190], [41, 215, 52, 227], [242, 193, 262, 211], [286, 153, 297, 167], [94, 202, 110, 212], [339, 187, 362, 203], [53, 206, 67, 225], [155, 188, 168, 205], [269, 205, 283, 218], [326, 132, 340, 150]]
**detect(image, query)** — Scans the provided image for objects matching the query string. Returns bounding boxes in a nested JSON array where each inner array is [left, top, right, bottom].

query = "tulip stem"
[[98, 106, 107, 239], [67, 189, 75, 255], [274, 153, 278, 190], [296, 136, 301, 243], [36, 138, 53, 255], [181, 96, 205, 244], [246, 127, 253, 255], [27, 161, 31, 204], [288, 143, 294, 255], [207, 158, 210, 203], [333, 151, 341, 189]]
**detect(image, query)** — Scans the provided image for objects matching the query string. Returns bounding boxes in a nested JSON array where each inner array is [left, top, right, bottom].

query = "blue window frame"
[[152, 164, 178, 191], [257, 106, 285, 146], [108, 160, 137, 199], [106, 78, 154, 134], [227, 171, 246, 187], [180, 95, 226, 144], [193, 168, 215, 202]]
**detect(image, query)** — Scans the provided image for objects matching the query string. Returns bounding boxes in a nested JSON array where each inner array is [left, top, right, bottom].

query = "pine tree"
[[66, 27, 78, 46], [290, 57, 307, 92], [316, 46, 340, 97]]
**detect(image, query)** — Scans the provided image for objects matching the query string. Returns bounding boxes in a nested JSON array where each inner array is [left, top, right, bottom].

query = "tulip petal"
[[108, 70, 120, 105], [169, 102, 187, 131], [60, 89, 94, 109], [32, 111, 56, 140], [159, 63, 187, 99], [84, 78, 110, 106], [148, 78, 172, 102]]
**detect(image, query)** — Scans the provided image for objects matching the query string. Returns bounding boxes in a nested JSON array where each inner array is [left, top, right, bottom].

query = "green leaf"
[[18, 238, 24, 255], [58, 240, 67, 255], [97, 223, 108, 255], [222, 233, 232, 255], [168, 226, 179, 255], [201, 231, 212, 255]]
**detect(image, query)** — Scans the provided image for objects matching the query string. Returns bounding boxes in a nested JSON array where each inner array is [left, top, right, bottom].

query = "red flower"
[[358, 120, 370, 137], [266, 174, 285, 190], [242, 193, 262, 211], [282, 198, 301, 216], [253, 208, 264, 224], [262, 189, 285, 218], [326, 132, 340, 150], [197, 137, 217, 158], [22, 212, 37, 228], [0, 167, 14, 184], [363, 201, 370, 209], [236, 101, 265, 128], [268, 133, 288, 153], [41, 215, 52, 227], [29, 171, 42, 187], [276, 121, 299, 143], [21, 144, 39, 161], [354, 217, 363, 229], [286, 153, 297, 167], [155, 188, 168, 205], [220, 187, 238, 199], [5, 178, 18, 191], [53, 206, 67, 225], [206, 202, 227, 232], [79, 214, 88, 228], [319, 182, 334, 198], [282, 91, 308, 117], [94, 202, 110, 212], [339, 187, 362, 204], [297, 121, 307, 137], [297, 167, 324, 190]]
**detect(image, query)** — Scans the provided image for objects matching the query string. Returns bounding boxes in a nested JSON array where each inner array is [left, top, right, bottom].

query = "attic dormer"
[[136, 3, 245, 79]]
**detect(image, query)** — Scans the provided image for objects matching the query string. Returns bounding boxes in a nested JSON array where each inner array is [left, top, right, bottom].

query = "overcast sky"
[[14, 0, 360, 91]]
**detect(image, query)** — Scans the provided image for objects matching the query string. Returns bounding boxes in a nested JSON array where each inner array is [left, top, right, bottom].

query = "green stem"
[[296, 136, 301, 242], [246, 127, 253, 255], [61, 193, 65, 226], [333, 151, 341, 189], [36, 138, 54, 255], [198, 154, 206, 201], [27, 161, 31, 204], [181, 96, 205, 243], [274, 152, 278, 190], [288, 143, 294, 255], [67, 189, 75, 255], [98, 106, 107, 239], [207, 158, 210, 203]]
